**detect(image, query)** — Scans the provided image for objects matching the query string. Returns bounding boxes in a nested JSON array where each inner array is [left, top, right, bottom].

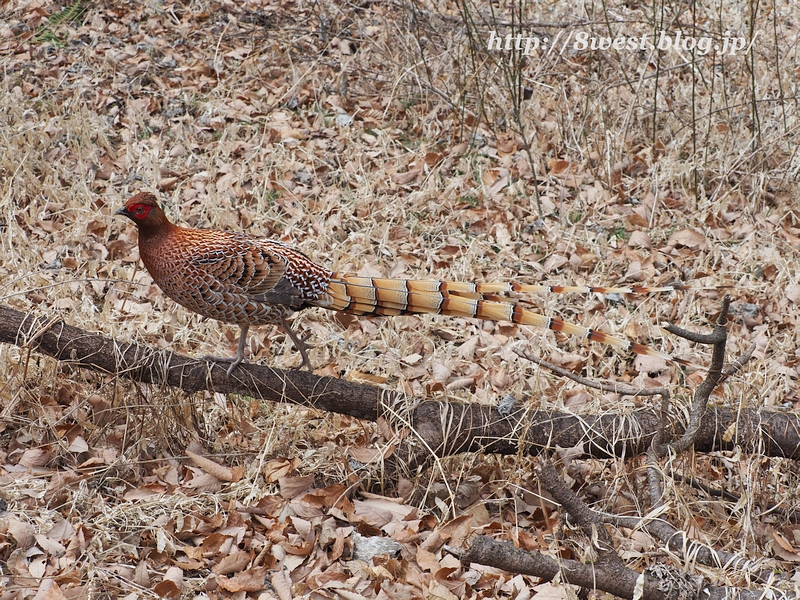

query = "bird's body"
[[137, 223, 329, 326], [116, 192, 699, 373]]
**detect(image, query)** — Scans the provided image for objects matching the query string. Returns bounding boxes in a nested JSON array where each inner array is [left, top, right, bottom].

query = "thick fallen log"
[[2, 304, 799, 468]]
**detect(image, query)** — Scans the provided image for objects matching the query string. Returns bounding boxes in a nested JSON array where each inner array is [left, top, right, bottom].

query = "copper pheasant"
[[116, 191, 699, 374]]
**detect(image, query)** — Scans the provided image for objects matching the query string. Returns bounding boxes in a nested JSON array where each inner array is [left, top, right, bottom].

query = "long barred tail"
[[318, 275, 705, 368]]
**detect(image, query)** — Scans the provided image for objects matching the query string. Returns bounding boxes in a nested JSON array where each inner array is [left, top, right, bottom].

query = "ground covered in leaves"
[[1, 0, 800, 598]]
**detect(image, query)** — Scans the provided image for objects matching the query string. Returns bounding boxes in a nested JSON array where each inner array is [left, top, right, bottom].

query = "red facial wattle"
[[130, 204, 152, 219]]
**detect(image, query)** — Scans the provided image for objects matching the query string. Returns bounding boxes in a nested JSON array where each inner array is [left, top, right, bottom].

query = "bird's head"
[[115, 192, 171, 229]]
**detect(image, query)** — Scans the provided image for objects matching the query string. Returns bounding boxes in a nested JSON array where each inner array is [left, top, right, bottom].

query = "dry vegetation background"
[[1, 0, 800, 598]]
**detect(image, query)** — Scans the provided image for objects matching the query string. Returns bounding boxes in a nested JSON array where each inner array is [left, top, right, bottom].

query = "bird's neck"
[[136, 221, 184, 271], [136, 220, 181, 244]]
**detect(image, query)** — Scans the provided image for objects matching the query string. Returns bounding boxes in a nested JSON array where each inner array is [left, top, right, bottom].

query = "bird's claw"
[[226, 358, 243, 376], [200, 354, 245, 376]]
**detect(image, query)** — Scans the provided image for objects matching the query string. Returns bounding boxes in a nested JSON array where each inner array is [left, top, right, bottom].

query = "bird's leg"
[[280, 318, 313, 371], [228, 324, 249, 375], [201, 324, 249, 376], [202, 321, 312, 373]]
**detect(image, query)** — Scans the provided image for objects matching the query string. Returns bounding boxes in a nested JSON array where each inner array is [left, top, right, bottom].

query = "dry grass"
[[1, 0, 799, 597]]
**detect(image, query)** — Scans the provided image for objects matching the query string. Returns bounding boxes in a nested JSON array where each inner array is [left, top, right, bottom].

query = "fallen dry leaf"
[[211, 549, 253, 576], [8, 518, 35, 549], [666, 228, 708, 250], [264, 457, 302, 483], [278, 475, 314, 499]]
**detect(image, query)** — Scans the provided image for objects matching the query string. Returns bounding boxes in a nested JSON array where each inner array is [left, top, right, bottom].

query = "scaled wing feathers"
[[188, 233, 288, 298]]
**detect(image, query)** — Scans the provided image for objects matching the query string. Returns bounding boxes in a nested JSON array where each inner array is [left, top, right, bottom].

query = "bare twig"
[[514, 348, 668, 399]]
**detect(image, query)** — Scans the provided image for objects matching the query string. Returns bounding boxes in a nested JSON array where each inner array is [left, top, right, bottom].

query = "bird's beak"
[[114, 207, 129, 216]]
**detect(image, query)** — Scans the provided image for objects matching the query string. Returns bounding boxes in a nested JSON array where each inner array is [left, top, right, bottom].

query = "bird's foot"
[[294, 338, 316, 371], [200, 354, 245, 376], [280, 319, 315, 372]]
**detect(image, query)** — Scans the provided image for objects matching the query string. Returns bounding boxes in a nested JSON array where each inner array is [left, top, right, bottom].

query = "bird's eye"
[[129, 203, 152, 220]]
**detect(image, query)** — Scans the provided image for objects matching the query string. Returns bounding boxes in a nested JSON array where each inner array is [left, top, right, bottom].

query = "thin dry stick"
[[514, 347, 669, 400]]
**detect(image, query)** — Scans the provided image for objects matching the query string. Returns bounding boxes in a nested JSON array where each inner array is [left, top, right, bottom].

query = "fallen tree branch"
[[459, 534, 786, 600], [2, 304, 799, 470], [457, 535, 666, 600], [2, 304, 383, 421], [455, 460, 791, 600]]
